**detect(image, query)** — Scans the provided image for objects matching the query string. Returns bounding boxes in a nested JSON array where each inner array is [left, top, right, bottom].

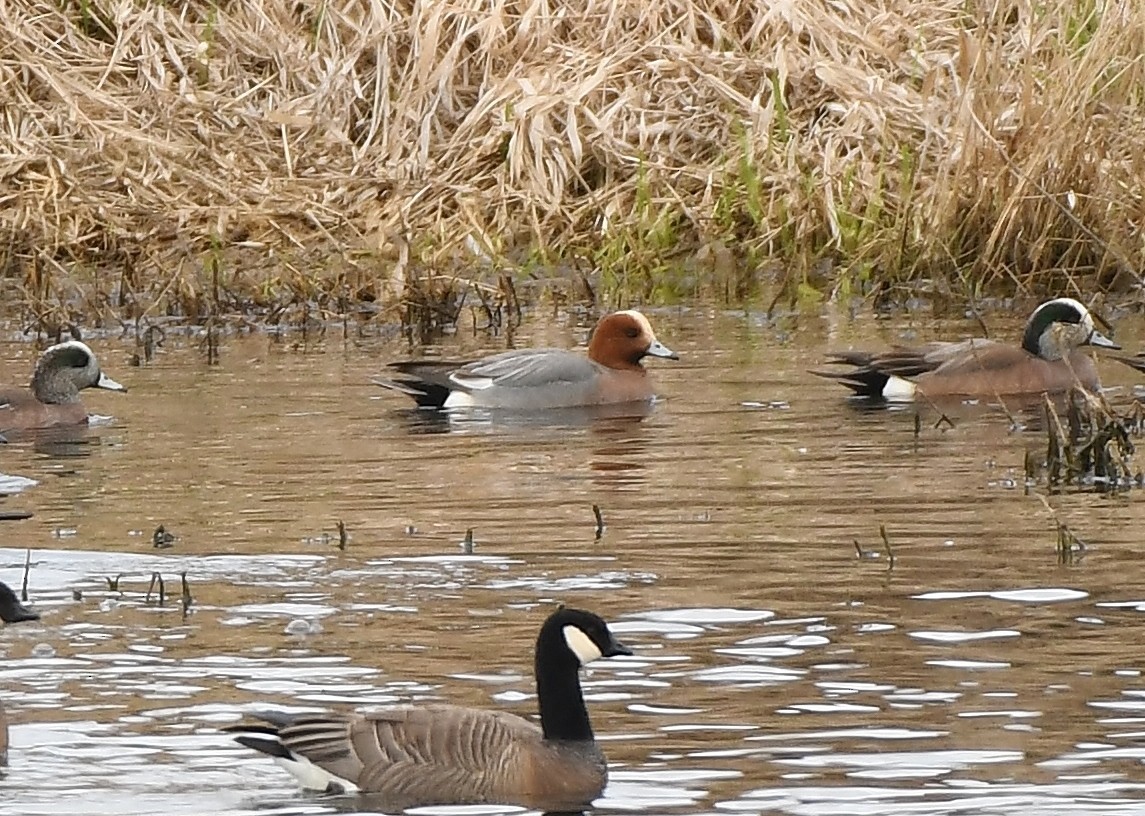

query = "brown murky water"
[[3, 305, 1145, 816]]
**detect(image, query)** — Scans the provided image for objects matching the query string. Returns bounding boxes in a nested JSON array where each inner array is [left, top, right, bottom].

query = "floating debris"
[[0, 511, 32, 521], [336, 519, 348, 551], [106, 575, 122, 593], [285, 618, 322, 636], [592, 504, 605, 540], [152, 525, 176, 548], [853, 525, 895, 571], [933, 413, 955, 431]]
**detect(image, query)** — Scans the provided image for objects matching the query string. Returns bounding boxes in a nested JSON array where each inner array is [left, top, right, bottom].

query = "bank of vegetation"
[[1, 0, 1141, 331]]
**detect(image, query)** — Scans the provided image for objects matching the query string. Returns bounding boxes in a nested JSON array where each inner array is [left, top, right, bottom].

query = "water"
[[3, 305, 1145, 816]]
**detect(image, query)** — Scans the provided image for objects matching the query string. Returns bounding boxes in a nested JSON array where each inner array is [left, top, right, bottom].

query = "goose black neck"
[[535, 630, 594, 742]]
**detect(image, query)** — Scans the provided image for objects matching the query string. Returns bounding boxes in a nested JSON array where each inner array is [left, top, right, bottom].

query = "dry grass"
[[1, 0, 1143, 326]]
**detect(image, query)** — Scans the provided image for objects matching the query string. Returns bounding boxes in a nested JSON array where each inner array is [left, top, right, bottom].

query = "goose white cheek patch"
[[563, 625, 603, 665]]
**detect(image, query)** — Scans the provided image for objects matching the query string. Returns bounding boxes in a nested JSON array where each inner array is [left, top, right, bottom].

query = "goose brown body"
[[251, 705, 607, 808], [226, 606, 631, 808]]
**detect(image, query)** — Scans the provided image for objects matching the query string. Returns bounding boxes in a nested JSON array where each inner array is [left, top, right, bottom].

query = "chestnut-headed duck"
[[374, 310, 678, 410], [815, 298, 1119, 401], [0, 580, 39, 768], [0, 341, 126, 432]]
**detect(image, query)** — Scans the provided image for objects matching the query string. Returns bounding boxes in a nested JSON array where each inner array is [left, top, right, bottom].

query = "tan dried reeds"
[[1, 0, 1143, 323]]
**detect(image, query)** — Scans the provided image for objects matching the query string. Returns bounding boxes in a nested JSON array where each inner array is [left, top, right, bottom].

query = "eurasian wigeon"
[[0, 341, 126, 432], [0, 580, 39, 768], [815, 297, 1119, 401], [374, 310, 678, 409]]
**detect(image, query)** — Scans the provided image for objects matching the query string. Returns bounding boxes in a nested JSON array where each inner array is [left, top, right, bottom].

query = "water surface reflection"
[[2, 308, 1145, 815]]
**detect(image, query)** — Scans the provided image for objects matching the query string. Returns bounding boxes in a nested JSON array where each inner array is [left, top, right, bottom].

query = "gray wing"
[[279, 704, 541, 802], [924, 339, 1027, 374], [451, 349, 600, 391], [826, 339, 1003, 377], [1113, 353, 1145, 375]]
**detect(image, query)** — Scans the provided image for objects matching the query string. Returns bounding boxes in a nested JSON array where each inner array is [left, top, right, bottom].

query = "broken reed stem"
[[146, 572, 166, 605], [1, 0, 1143, 319], [879, 525, 895, 571], [1041, 388, 1138, 489], [181, 572, 193, 619], [592, 504, 604, 540], [21, 548, 31, 602]]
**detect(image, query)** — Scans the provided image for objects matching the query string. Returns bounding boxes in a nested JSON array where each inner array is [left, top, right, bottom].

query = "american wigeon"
[[0, 580, 39, 768], [224, 606, 631, 808], [815, 298, 1119, 401], [0, 341, 126, 432], [374, 310, 678, 409], [1111, 352, 1145, 375]]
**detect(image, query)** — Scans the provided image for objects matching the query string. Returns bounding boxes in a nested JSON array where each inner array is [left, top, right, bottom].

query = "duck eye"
[[625, 328, 639, 338]]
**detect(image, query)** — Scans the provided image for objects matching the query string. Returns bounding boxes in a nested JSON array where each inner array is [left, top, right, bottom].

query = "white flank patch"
[[882, 376, 917, 402], [273, 753, 359, 794], [563, 625, 604, 665], [442, 391, 476, 408]]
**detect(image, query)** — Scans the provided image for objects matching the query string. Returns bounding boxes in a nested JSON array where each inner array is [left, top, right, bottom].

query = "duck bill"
[[645, 340, 680, 361], [1088, 330, 1120, 350], [97, 372, 128, 392]]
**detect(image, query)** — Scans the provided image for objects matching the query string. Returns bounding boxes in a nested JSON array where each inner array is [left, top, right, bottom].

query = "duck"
[[0, 580, 41, 768], [373, 310, 678, 409], [815, 298, 1119, 401], [1109, 352, 1145, 375], [225, 606, 632, 808], [0, 341, 127, 432]]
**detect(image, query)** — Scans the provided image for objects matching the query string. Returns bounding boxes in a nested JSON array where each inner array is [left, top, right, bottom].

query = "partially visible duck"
[[225, 606, 632, 809], [0, 341, 127, 432], [1110, 352, 1145, 375], [815, 298, 1119, 401], [374, 310, 678, 409], [0, 580, 40, 768]]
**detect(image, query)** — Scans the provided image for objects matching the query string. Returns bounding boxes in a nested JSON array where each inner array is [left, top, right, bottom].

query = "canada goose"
[[814, 298, 1119, 401], [225, 606, 632, 808], [0, 580, 41, 767]]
